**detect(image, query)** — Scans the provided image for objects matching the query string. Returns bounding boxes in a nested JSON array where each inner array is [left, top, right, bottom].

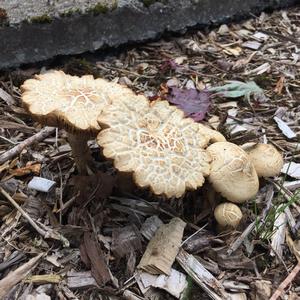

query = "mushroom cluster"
[[209, 142, 283, 228], [21, 70, 135, 174], [21, 70, 284, 228], [97, 97, 224, 198]]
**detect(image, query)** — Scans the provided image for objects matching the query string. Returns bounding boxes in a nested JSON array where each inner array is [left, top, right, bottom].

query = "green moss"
[[88, 1, 118, 15], [88, 3, 109, 15], [63, 58, 99, 77], [60, 8, 81, 18], [111, 1, 118, 10], [140, 0, 167, 7], [30, 14, 52, 24]]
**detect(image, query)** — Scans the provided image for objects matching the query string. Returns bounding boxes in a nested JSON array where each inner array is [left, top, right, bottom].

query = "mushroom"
[[97, 98, 225, 198], [245, 143, 283, 177], [207, 142, 259, 203], [214, 202, 242, 228], [21, 70, 134, 174]]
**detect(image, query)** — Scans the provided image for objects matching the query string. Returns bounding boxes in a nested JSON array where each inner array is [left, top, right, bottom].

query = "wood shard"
[[140, 215, 163, 240], [0, 254, 43, 299], [67, 271, 98, 289], [111, 224, 142, 259], [137, 217, 186, 275], [176, 249, 228, 300], [136, 269, 188, 299], [81, 232, 111, 286]]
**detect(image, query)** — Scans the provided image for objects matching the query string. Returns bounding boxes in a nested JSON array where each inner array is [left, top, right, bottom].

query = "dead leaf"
[[222, 46, 242, 57], [274, 76, 285, 95], [166, 87, 211, 121], [9, 163, 41, 177]]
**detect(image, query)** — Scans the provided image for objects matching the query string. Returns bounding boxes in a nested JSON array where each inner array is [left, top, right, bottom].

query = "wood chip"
[[140, 215, 163, 240], [111, 225, 142, 259], [176, 249, 228, 300], [0, 254, 43, 299], [80, 232, 111, 286], [273, 117, 297, 139], [242, 41, 262, 50], [0, 88, 15, 105], [153, 269, 187, 298], [67, 271, 98, 289], [270, 206, 287, 260], [281, 162, 300, 179], [138, 217, 186, 275], [136, 269, 187, 298]]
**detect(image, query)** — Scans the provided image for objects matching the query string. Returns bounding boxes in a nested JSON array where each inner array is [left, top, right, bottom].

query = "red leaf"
[[167, 87, 211, 121]]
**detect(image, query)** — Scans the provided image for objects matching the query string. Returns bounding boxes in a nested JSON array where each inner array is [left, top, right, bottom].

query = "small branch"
[[0, 127, 55, 165], [0, 187, 69, 247], [270, 262, 300, 300]]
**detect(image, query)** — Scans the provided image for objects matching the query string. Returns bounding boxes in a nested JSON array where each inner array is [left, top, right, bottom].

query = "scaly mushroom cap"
[[246, 143, 284, 177], [207, 142, 259, 203], [21, 70, 133, 134], [214, 202, 243, 228], [97, 98, 223, 198]]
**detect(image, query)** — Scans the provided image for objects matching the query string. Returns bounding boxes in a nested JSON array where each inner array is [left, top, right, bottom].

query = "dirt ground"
[[0, 5, 300, 300]]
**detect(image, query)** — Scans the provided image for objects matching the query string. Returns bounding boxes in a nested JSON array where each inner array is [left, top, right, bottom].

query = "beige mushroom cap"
[[21, 70, 134, 134], [207, 142, 259, 203], [246, 143, 284, 177], [214, 202, 243, 228], [97, 99, 224, 198]]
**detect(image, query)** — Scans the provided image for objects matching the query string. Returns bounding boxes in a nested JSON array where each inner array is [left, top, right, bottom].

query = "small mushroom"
[[245, 143, 283, 177], [97, 98, 225, 198], [214, 202, 243, 228], [21, 70, 133, 174], [207, 142, 259, 203]]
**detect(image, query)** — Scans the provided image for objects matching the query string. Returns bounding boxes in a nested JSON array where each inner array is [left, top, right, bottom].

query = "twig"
[[0, 126, 55, 165], [176, 249, 229, 300], [270, 263, 300, 300], [0, 187, 69, 247], [227, 221, 256, 255]]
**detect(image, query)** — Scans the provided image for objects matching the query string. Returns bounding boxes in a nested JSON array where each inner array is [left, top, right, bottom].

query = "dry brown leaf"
[[222, 46, 242, 57], [9, 163, 41, 177], [274, 76, 285, 95]]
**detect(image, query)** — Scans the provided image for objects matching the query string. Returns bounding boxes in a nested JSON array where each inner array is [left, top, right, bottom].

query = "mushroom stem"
[[67, 133, 94, 175]]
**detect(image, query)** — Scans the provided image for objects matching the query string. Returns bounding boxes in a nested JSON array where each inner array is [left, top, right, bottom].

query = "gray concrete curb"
[[0, 0, 297, 69]]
